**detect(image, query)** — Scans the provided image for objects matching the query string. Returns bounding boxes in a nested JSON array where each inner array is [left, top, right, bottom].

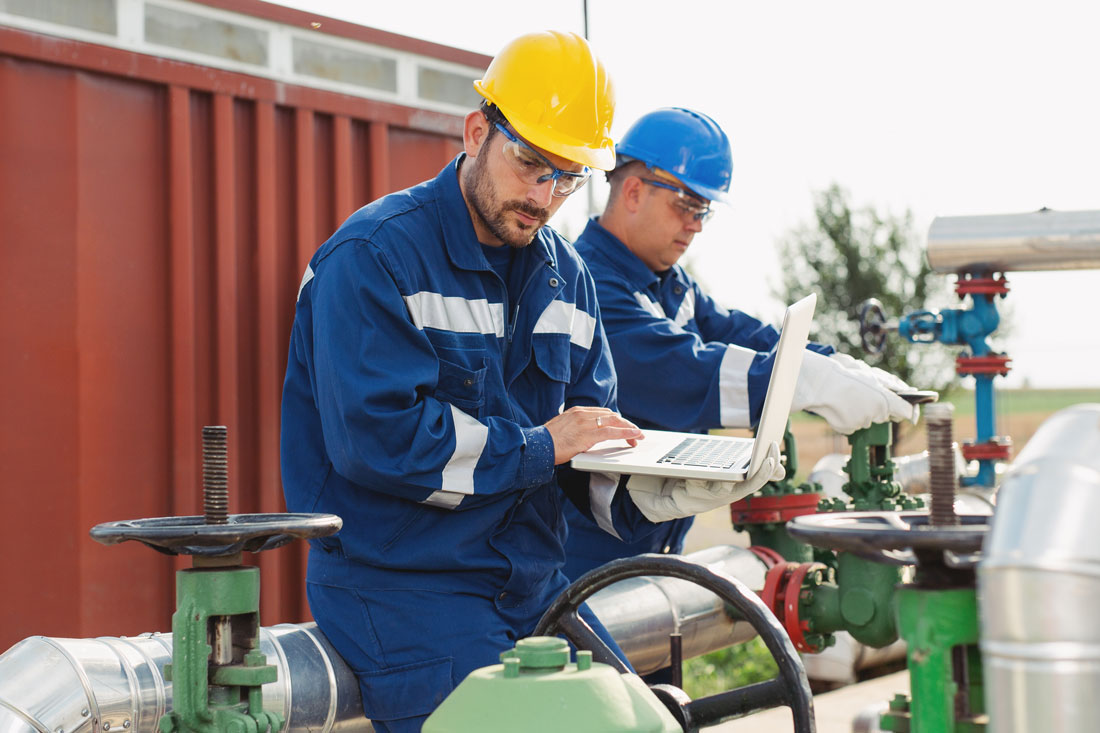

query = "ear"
[[464, 110, 490, 158], [619, 175, 646, 214]]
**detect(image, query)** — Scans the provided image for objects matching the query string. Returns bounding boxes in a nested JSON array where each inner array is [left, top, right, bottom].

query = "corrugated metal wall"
[[0, 5, 483, 652]]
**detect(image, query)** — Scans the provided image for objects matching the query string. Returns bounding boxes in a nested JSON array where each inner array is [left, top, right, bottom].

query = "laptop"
[[570, 293, 817, 481]]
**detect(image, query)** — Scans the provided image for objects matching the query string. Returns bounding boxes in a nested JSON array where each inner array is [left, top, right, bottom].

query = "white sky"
[[269, 1, 1100, 389]]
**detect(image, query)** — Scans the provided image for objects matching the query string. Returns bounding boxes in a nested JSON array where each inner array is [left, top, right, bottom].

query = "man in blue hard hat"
[[563, 107, 916, 581]]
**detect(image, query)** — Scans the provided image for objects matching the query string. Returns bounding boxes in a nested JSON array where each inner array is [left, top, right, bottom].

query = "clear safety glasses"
[[640, 177, 715, 223], [495, 123, 590, 197]]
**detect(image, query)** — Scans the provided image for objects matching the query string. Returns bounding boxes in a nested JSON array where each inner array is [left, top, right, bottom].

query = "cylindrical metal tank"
[[587, 544, 768, 675], [0, 624, 372, 733], [926, 209, 1100, 273], [978, 403, 1100, 733]]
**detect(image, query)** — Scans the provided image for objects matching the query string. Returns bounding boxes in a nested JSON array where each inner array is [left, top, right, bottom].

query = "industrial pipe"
[[979, 403, 1100, 732], [585, 544, 768, 675], [0, 545, 770, 733], [0, 623, 371, 733], [926, 208, 1100, 274]]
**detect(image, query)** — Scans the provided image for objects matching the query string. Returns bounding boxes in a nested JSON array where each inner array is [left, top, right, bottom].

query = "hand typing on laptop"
[[625, 441, 786, 522], [545, 406, 643, 465]]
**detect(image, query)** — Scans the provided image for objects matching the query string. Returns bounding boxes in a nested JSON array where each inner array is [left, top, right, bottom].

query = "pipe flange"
[[781, 562, 829, 653]]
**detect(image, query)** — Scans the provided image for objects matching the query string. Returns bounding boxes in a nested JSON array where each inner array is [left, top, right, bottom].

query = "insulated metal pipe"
[[586, 544, 769, 675], [926, 209, 1100, 274], [0, 545, 769, 733], [0, 624, 372, 733], [979, 403, 1100, 733]]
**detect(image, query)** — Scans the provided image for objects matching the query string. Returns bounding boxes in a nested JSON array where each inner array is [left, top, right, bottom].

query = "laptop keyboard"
[[658, 437, 752, 470]]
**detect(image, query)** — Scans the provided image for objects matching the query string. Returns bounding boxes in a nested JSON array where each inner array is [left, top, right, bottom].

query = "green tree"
[[774, 184, 955, 393]]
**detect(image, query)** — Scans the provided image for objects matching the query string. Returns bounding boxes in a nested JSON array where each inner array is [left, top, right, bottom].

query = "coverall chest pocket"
[[435, 356, 488, 416], [528, 338, 571, 417]]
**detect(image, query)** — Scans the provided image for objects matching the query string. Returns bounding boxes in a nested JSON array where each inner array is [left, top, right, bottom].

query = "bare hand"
[[544, 406, 643, 465]]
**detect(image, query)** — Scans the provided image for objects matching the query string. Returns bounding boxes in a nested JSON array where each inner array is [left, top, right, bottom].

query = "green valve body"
[[423, 637, 680, 733], [881, 587, 985, 733]]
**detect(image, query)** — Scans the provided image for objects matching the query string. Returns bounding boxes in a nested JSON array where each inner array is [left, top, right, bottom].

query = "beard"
[[465, 155, 550, 248]]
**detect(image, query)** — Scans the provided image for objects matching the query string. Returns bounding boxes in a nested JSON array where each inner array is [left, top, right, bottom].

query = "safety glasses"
[[640, 177, 715, 223], [495, 123, 590, 197]]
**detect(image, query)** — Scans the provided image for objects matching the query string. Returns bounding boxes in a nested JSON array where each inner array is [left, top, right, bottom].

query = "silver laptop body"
[[570, 293, 817, 481]]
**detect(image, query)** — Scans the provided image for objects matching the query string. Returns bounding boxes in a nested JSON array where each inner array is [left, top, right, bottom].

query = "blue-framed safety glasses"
[[640, 177, 715, 223], [495, 123, 590, 197]]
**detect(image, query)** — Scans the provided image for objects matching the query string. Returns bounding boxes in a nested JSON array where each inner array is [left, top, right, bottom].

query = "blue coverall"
[[281, 161, 659, 732], [562, 217, 832, 580]]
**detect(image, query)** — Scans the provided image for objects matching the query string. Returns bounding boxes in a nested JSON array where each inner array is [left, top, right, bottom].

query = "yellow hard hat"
[[474, 31, 616, 171]]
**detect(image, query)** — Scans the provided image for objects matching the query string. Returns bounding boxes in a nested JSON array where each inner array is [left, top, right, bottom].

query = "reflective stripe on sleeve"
[[588, 472, 623, 540], [403, 291, 505, 336], [422, 404, 489, 510], [441, 402, 488, 491], [297, 264, 314, 301], [533, 300, 596, 349], [673, 288, 696, 328], [421, 490, 465, 509], [633, 292, 665, 319], [718, 344, 756, 428]]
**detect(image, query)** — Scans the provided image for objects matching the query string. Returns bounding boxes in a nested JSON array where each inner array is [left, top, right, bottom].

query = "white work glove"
[[829, 352, 913, 393], [793, 350, 915, 435], [626, 441, 786, 523]]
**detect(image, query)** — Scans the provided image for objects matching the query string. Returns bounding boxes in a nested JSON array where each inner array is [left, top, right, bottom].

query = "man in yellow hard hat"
[[279, 32, 783, 732]]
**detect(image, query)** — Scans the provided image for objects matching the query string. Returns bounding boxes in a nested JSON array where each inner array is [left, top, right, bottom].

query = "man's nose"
[[527, 178, 555, 209]]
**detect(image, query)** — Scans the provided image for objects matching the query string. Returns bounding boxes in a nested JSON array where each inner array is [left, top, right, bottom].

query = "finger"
[[598, 426, 644, 442], [594, 413, 640, 430], [564, 405, 617, 415], [869, 366, 912, 392], [884, 390, 915, 422]]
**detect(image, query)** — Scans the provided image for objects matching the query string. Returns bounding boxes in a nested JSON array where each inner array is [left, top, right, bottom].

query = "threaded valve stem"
[[924, 403, 958, 527], [202, 426, 229, 525]]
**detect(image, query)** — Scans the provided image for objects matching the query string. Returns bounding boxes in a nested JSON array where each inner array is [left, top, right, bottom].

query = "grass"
[[939, 387, 1099, 417], [683, 639, 779, 699], [789, 386, 1099, 423]]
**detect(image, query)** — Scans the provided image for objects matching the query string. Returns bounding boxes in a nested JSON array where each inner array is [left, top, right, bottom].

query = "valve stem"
[[925, 404, 958, 527], [202, 426, 229, 525]]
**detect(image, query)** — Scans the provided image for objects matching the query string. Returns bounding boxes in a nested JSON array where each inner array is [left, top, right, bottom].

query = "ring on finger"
[[596, 416, 603, 428]]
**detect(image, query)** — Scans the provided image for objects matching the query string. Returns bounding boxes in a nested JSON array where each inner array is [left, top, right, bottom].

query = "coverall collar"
[[580, 216, 663, 290], [439, 155, 556, 272]]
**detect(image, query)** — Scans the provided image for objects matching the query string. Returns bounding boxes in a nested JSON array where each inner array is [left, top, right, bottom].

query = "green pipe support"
[[162, 566, 282, 733], [881, 587, 984, 733]]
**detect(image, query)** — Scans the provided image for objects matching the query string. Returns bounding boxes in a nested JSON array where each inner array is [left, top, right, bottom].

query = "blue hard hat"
[[615, 107, 732, 203]]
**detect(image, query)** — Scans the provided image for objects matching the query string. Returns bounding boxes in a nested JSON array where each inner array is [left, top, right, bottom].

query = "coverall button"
[[662, 545, 672, 553], [674, 286, 683, 295], [498, 591, 507, 601], [548, 277, 559, 288], [463, 378, 473, 387]]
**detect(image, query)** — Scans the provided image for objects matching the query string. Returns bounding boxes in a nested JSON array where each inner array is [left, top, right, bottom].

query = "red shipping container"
[[0, 0, 488, 652]]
